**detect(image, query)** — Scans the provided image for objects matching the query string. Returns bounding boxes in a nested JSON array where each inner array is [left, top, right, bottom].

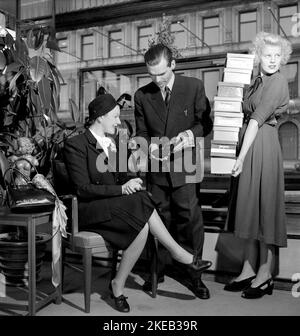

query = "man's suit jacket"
[[134, 75, 212, 187], [64, 130, 128, 228]]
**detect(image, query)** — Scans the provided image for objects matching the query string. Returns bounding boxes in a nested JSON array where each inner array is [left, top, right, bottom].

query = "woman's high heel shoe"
[[109, 281, 130, 313], [224, 276, 255, 292], [241, 278, 274, 299]]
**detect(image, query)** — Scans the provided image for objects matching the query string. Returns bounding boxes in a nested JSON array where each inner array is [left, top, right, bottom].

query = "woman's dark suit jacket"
[[64, 129, 127, 229]]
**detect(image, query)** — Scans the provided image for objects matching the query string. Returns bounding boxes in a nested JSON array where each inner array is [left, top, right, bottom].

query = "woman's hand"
[[122, 178, 143, 195], [231, 157, 244, 177]]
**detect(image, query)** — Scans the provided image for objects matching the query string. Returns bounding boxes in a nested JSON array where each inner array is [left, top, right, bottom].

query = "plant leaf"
[[27, 28, 44, 50], [50, 88, 59, 119], [38, 76, 51, 111], [15, 37, 29, 65], [0, 50, 6, 70], [5, 31, 14, 48], [69, 98, 80, 122], [28, 86, 41, 116], [29, 56, 47, 82], [52, 65, 64, 84], [5, 62, 21, 73], [0, 149, 10, 182], [47, 60, 61, 94], [9, 68, 25, 92]]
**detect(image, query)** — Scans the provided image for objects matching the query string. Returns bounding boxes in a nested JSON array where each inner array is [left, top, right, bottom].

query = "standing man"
[[134, 44, 213, 299]]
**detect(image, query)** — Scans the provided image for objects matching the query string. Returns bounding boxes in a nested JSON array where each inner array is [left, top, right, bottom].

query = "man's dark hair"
[[144, 44, 173, 67]]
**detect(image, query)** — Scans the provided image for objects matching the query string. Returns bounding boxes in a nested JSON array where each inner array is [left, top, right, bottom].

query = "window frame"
[[108, 29, 124, 58], [137, 25, 153, 52], [278, 3, 298, 37], [281, 61, 299, 99], [170, 19, 187, 49], [56, 37, 69, 64], [202, 15, 220, 47], [81, 33, 94, 61], [238, 9, 257, 42]]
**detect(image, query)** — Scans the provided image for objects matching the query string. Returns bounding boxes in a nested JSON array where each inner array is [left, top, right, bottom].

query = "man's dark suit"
[[134, 75, 212, 278]]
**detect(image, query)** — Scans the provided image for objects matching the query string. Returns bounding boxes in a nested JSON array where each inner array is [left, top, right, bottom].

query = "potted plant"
[[0, 25, 76, 286]]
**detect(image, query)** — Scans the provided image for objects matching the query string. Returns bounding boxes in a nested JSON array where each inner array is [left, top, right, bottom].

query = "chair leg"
[[82, 248, 92, 313], [61, 246, 66, 293], [54, 245, 63, 305], [110, 249, 118, 281], [150, 235, 158, 298]]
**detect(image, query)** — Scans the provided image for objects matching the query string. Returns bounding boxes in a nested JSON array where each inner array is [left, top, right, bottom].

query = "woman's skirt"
[[227, 123, 287, 247], [85, 190, 156, 250]]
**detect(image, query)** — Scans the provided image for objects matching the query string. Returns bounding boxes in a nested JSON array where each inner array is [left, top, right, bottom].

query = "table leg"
[[28, 217, 36, 316], [55, 239, 62, 305]]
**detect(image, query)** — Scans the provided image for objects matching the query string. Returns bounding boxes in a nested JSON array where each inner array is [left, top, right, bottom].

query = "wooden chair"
[[52, 159, 159, 313], [52, 159, 119, 313]]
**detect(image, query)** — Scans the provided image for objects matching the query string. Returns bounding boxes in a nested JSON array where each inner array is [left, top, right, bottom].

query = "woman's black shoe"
[[224, 276, 256, 292], [241, 278, 274, 299], [109, 281, 130, 312], [111, 293, 130, 312]]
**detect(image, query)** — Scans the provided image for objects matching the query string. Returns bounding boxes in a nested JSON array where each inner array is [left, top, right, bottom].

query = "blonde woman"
[[225, 32, 292, 298]]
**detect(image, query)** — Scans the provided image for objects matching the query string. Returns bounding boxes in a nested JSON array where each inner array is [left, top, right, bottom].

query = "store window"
[[81, 34, 94, 61], [202, 70, 220, 102], [203, 16, 219, 46], [239, 10, 257, 42], [171, 20, 186, 49], [82, 72, 97, 116], [80, 63, 223, 118], [138, 26, 153, 52], [57, 37, 69, 64], [279, 122, 299, 160], [137, 75, 151, 90], [278, 4, 298, 37], [82, 69, 132, 116], [109, 30, 123, 57], [281, 62, 298, 99]]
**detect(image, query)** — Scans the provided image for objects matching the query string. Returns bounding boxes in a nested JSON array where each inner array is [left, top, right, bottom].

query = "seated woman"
[[64, 94, 212, 313]]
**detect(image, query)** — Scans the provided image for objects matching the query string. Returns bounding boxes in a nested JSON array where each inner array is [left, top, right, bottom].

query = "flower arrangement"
[[148, 14, 182, 59]]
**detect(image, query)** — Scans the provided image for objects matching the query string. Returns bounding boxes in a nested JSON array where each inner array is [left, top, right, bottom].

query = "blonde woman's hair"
[[250, 31, 292, 65]]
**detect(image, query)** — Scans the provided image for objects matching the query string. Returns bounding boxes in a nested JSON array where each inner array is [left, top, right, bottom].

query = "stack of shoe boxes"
[[211, 53, 255, 174]]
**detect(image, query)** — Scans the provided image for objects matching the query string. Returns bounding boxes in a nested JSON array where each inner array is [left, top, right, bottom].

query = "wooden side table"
[[0, 207, 62, 316]]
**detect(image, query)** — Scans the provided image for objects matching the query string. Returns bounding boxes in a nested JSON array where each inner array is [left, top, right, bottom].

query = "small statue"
[[8, 137, 39, 185]]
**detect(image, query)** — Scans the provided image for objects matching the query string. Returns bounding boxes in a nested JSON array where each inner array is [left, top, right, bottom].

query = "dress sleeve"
[[64, 138, 122, 199], [250, 74, 289, 127]]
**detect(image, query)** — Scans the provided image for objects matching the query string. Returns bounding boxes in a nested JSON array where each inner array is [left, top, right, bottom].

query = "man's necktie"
[[164, 86, 171, 108]]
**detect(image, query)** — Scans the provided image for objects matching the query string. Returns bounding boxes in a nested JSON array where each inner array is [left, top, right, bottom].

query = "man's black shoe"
[[142, 276, 165, 292], [187, 256, 212, 272], [189, 278, 210, 299]]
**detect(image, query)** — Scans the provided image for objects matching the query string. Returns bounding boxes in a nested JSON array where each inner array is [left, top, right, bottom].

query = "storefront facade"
[[15, 0, 300, 170]]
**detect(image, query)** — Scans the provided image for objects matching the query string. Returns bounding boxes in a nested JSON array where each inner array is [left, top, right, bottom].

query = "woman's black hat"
[[88, 94, 117, 121]]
